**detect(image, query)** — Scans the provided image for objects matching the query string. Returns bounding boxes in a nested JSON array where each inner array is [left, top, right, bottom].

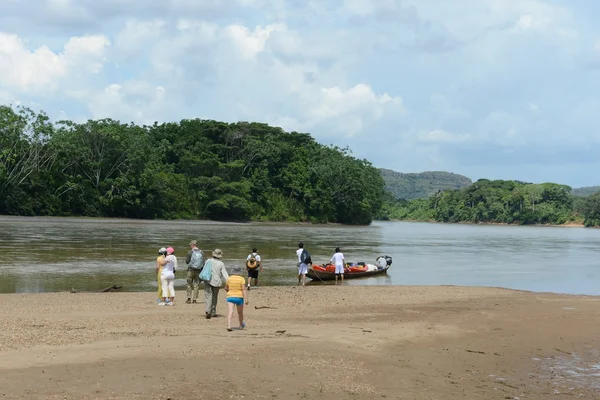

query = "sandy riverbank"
[[0, 286, 599, 399]]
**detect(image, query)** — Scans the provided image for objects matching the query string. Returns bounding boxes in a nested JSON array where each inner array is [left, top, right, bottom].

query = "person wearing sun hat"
[[202, 248, 229, 319], [185, 240, 204, 304]]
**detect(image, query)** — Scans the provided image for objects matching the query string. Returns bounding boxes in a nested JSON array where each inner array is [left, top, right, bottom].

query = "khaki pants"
[[186, 268, 201, 301], [204, 284, 220, 316]]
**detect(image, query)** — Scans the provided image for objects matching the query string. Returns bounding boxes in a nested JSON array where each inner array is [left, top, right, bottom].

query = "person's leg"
[[211, 286, 220, 316], [157, 270, 162, 300], [204, 284, 213, 317], [237, 304, 244, 327], [168, 278, 175, 303], [247, 270, 252, 289], [227, 301, 234, 330], [192, 270, 200, 302], [186, 269, 193, 303], [160, 275, 169, 303]]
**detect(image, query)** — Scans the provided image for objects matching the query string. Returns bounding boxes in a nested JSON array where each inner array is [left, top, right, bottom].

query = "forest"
[[3, 104, 599, 227], [377, 179, 600, 227], [0, 105, 385, 225]]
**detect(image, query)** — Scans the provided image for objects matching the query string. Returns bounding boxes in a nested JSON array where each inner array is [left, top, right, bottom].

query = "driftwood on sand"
[[70, 285, 123, 293]]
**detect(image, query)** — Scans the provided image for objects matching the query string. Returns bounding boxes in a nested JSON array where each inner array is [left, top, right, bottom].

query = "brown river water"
[[1, 216, 599, 294]]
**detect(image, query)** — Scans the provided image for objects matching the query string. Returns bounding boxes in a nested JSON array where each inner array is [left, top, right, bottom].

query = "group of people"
[[155, 241, 256, 331], [154, 241, 387, 330]]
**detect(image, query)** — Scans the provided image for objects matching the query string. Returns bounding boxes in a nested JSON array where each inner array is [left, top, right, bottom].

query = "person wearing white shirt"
[[296, 242, 310, 287], [158, 247, 178, 305], [245, 248, 262, 289], [330, 247, 345, 285]]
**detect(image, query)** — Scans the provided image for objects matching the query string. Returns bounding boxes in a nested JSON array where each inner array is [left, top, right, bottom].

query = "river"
[[1, 217, 599, 295]]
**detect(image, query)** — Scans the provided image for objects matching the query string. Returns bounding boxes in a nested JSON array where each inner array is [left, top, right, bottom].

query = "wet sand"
[[0, 286, 599, 399]]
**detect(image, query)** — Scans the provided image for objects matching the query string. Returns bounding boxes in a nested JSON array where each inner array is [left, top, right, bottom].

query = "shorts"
[[227, 297, 244, 305], [335, 264, 345, 274], [298, 263, 308, 275], [247, 268, 259, 279]]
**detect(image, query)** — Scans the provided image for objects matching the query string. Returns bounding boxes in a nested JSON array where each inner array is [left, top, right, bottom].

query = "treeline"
[[377, 179, 600, 227], [0, 105, 385, 224]]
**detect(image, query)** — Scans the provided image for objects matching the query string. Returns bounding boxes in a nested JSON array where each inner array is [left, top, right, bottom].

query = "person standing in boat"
[[296, 242, 311, 286], [330, 247, 345, 285]]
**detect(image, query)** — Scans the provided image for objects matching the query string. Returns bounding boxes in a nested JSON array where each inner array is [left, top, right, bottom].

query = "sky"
[[1, 0, 599, 188]]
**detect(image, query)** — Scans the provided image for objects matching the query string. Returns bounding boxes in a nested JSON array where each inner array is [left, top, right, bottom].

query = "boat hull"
[[306, 266, 389, 281]]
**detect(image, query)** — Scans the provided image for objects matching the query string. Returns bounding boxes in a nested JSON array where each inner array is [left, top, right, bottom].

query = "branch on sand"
[[70, 285, 123, 293]]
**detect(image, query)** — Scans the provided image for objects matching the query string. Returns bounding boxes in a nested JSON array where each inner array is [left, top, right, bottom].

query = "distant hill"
[[380, 169, 473, 200], [572, 186, 600, 196]]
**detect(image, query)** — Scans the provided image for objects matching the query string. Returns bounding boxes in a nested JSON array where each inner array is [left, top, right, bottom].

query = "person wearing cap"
[[155, 247, 167, 304], [202, 249, 229, 319], [185, 240, 204, 304], [224, 266, 248, 331], [158, 247, 178, 306]]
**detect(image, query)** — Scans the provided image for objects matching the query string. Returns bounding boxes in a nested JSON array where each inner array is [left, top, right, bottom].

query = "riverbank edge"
[[1, 285, 598, 299], [381, 218, 590, 228], [1, 214, 595, 228], [0, 214, 349, 226]]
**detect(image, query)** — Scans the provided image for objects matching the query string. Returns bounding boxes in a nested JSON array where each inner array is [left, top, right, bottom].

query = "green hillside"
[[380, 169, 472, 200], [572, 186, 600, 196]]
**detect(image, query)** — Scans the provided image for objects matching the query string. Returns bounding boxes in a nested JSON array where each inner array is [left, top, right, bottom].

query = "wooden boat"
[[307, 265, 390, 281]]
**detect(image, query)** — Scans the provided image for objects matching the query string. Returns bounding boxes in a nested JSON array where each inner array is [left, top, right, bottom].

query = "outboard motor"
[[384, 255, 393, 266]]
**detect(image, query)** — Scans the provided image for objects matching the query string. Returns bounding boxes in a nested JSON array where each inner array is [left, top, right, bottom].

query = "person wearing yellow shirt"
[[224, 267, 248, 331], [156, 247, 167, 304]]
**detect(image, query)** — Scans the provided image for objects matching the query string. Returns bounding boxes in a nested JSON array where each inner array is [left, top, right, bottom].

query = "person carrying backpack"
[[245, 248, 262, 290], [185, 240, 205, 304], [296, 242, 311, 287]]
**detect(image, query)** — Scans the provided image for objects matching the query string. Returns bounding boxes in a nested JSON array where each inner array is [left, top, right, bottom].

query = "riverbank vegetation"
[[377, 179, 600, 227], [0, 105, 384, 224]]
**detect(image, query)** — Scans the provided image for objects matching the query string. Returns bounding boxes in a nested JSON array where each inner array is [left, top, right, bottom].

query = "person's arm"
[[185, 250, 192, 265], [242, 284, 248, 305], [258, 256, 263, 272], [159, 257, 167, 266], [221, 264, 229, 281], [224, 278, 229, 292]]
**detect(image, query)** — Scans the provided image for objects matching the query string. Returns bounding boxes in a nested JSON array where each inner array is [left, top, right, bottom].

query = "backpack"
[[300, 249, 312, 264], [199, 259, 213, 281], [246, 254, 258, 269], [189, 249, 205, 270]]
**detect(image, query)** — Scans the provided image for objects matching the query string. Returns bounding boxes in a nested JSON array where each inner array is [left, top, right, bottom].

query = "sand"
[[0, 285, 599, 400]]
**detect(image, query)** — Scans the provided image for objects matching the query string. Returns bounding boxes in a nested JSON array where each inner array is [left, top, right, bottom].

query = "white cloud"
[[418, 129, 471, 143], [513, 14, 553, 32], [1, 0, 600, 186], [0, 33, 109, 93]]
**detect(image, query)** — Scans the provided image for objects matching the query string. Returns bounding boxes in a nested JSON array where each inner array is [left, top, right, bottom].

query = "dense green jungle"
[[1, 105, 599, 226]]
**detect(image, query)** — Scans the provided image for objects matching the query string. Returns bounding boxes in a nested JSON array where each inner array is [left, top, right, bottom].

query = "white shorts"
[[335, 264, 344, 274], [298, 263, 308, 275]]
